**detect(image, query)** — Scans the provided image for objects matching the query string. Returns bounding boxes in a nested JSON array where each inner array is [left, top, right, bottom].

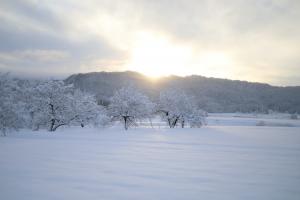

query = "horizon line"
[[2, 70, 300, 88]]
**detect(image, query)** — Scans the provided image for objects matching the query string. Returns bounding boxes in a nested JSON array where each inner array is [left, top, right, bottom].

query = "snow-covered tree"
[[15, 79, 42, 130], [0, 73, 22, 136], [28, 80, 75, 131], [16, 79, 110, 131], [158, 90, 179, 128], [70, 90, 109, 128], [158, 89, 206, 128], [108, 86, 155, 130]]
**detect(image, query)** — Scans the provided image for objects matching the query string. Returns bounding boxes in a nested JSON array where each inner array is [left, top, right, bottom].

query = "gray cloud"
[[0, 0, 299, 85], [0, 0, 126, 78]]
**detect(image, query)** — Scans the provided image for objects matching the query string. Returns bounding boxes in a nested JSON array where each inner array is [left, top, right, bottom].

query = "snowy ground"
[[1, 115, 300, 200], [207, 113, 300, 127]]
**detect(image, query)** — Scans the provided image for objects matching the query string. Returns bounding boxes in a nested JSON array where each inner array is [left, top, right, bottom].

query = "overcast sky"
[[0, 0, 299, 85]]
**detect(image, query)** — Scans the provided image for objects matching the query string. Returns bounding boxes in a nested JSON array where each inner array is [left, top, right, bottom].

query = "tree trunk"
[[124, 116, 128, 130], [168, 118, 172, 128], [171, 117, 179, 128], [149, 118, 154, 128], [166, 112, 172, 128], [49, 103, 55, 132], [49, 119, 55, 132]]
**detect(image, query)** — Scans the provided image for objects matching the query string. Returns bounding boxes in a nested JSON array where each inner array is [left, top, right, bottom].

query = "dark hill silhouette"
[[65, 71, 300, 113]]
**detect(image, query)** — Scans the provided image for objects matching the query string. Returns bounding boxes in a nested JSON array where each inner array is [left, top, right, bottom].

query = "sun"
[[126, 31, 234, 79], [127, 32, 192, 78]]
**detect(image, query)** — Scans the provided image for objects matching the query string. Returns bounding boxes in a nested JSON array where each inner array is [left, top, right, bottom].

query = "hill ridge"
[[65, 71, 300, 113]]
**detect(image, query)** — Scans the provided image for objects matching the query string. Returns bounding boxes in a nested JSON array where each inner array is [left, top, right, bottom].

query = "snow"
[[207, 113, 300, 127], [1, 116, 300, 200]]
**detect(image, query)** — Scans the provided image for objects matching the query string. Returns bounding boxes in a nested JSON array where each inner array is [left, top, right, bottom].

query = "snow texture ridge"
[[1, 126, 300, 200]]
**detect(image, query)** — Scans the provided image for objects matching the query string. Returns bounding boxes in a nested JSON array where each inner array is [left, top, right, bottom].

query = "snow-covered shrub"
[[93, 110, 111, 128], [108, 86, 155, 130], [158, 89, 206, 128], [188, 109, 207, 128], [256, 120, 266, 126], [290, 114, 298, 120]]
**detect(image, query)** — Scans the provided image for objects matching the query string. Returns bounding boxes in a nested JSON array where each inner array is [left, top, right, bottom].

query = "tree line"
[[0, 73, 206, 135], [66, 71, 300, 114]]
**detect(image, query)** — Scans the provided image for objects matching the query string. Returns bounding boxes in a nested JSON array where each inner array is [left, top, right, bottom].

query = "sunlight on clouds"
[[63, 7, 137, 50], [0, 49, 70, 63], [127, 31, 234, 78], [192, 51, 234, 79], [127, 31, 192, 77], [0, 0, 299, 85]]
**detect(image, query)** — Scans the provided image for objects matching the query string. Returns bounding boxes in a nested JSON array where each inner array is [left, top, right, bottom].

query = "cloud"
[[0, 49, 70, 63], [0, 0, 299, 85]]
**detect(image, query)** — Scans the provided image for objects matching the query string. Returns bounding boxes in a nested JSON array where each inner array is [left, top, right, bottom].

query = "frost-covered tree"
[[70, 90, 109, 128], [16, 79, 42, 130], [29, 80, 75, 131], [0, 73, 21, 136], [30, 81, 110, 131], [158, 89, 206, 128], [108, 86, 155, 130], [20, 80, 109, 131], [158, 90, 179, 128]]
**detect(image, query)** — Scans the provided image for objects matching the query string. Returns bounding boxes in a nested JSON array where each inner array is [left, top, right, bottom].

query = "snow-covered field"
[[1, 115, 300, 200], [207, 113, 300, 127]]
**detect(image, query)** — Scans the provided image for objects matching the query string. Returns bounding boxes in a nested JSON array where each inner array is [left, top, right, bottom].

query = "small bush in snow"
[[290, 114, 298, 120], [256, 120, 266, 126]]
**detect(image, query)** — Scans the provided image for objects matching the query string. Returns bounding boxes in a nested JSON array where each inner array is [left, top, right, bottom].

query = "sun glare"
[[127, 32, 192, 78], [126, 31, 233, 79]]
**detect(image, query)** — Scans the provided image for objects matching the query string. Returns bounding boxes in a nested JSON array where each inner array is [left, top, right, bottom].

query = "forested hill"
[[65, 71, 300, 113]]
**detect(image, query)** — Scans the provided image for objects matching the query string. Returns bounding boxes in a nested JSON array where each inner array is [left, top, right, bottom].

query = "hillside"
[[65, 71, 300, 113]]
